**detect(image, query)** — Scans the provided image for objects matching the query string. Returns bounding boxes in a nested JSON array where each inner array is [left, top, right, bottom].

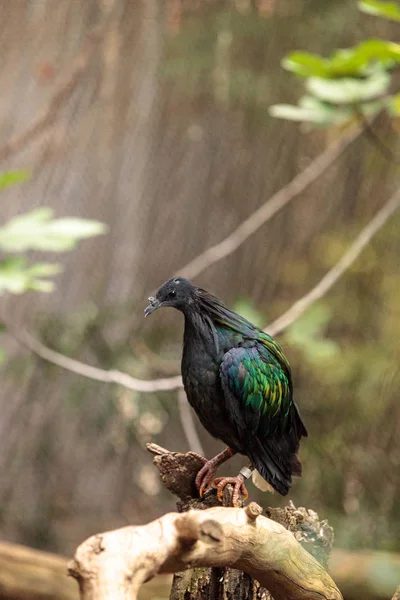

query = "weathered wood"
[[68, 444, 342, 600], [148, 443, 337, 600], [149, 443, 271, 600], [0, 541, 77, 600], [0, 539, 171, 600], [1, 539, 398, 600], [68, 503, 342, 600]]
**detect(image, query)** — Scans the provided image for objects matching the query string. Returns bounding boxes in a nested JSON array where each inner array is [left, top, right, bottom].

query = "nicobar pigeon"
[[145, 278, 307, 506]]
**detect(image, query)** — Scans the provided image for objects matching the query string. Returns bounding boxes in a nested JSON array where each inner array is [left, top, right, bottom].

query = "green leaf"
[[283, 39, 400, 79], [282, 52, 329, 78], [269, 103, 319, 122], [30, 279, 56, 293], [0, 170, 30, 190], [28, 263, 63, 277], [0, 209, 107, 252], [0, 257, 62, 295], [270, 96, 354, 126], [306, 68, 390, 104], [0, 348, 5, 363], [359, 0, 400, 22], [45, 218, 107, 239]]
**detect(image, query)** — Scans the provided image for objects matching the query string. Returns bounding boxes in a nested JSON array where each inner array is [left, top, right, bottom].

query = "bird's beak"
[[144, 296, 161, 317]]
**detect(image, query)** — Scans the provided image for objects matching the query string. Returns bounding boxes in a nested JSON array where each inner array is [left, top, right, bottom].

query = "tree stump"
[[147, 443, 335, 600]]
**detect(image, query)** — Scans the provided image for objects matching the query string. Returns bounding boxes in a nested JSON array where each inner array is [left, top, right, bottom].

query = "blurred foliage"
[[0, 180, 107, 297], [285, 304, 340, 362], [162, 2, 355, 119], [233, 297, 265, 327], [0, 170, 30, 190], [360, 0, 400, 23], [0, 208, 106, 254], [0, 173, 107, 363], [270, 2, 400, 126]]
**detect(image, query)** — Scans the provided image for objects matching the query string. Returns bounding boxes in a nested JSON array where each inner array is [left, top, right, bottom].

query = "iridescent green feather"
[[208, 299, 294, 438], [222, 343, 293, 438]]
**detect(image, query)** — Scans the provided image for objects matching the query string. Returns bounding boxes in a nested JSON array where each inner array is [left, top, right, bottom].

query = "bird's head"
[[144, 277, 197, 317]]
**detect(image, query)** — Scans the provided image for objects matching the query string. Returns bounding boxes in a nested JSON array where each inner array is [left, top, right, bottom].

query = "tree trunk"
[[169, 568, 271, 600], [67, 443, 342, 600], [147, 443, 335, 600]]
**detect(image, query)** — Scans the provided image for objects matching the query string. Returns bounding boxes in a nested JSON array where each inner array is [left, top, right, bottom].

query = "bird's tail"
[[252, 453, 302, 491], [249, 402, 307, 495], [247, 437, 293, 495]]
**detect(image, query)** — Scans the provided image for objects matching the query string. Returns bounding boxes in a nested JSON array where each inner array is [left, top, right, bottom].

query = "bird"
[[145, 277, 308, 506]]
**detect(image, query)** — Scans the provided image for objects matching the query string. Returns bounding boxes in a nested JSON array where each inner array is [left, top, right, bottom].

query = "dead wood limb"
[[69, 444, 342, 600], [1, 538, 397, 600], [0, 538, 169, 600], [0, 540, 77, 600], [68, 503, 342, 600], [175, 124, 365, 281]]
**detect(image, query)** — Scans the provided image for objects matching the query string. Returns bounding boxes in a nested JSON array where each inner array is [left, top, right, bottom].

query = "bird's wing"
[[220, 345, 293, 439], [220, 344, 306, 494]]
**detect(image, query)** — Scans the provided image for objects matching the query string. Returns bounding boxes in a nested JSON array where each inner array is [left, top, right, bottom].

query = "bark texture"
[[69, 503, 342, 600], [68, 444, 342, 600], [0, 541, 76, 600]]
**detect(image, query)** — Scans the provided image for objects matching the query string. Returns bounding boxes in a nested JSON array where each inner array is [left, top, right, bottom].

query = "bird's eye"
[[168, 289, 176, 299]]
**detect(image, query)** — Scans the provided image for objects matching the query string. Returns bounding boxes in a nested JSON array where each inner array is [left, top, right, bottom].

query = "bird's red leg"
[[190, 447, 236, 498]]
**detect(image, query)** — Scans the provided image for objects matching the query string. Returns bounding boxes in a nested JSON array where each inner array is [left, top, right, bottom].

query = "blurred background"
[[0, 0, 399, 598]]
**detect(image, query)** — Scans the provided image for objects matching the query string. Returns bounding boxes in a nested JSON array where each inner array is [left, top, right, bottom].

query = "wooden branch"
[[0, 539, 170, 600], [175, 124, 364, 281], [177, 389, 205, 455], [5, 326, 183, 392], [266, 184, 400, 336], [68, 503, 342, 600], [0, 541, 77, 600], [69, 444, 342, 600], [1, 537, 397, 600]]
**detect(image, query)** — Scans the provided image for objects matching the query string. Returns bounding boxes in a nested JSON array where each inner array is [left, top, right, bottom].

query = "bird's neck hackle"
[[183, 306, 220, 354]]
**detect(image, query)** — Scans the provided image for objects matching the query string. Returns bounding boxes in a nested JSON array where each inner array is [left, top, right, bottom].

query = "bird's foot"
[[191, 447, 235, 498], [213, 474, 249, 507]]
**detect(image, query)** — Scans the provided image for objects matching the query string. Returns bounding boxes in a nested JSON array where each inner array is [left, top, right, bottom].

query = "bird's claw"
[[186, 452, 212, 496], [214, 474, 249, 507], [194, 461, 218, 498]]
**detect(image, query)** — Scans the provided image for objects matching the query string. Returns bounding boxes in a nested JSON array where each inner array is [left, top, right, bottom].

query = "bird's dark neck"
[[183, 308, 219, 358]]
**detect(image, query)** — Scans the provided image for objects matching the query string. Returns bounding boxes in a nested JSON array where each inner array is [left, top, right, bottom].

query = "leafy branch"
[[0, 206, 106, 296], [176, 124, 363, 280], [270, 1, 400, 128]]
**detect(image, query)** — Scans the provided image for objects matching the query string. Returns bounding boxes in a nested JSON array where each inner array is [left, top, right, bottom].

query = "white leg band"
[[239, 466, 253, 480]]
